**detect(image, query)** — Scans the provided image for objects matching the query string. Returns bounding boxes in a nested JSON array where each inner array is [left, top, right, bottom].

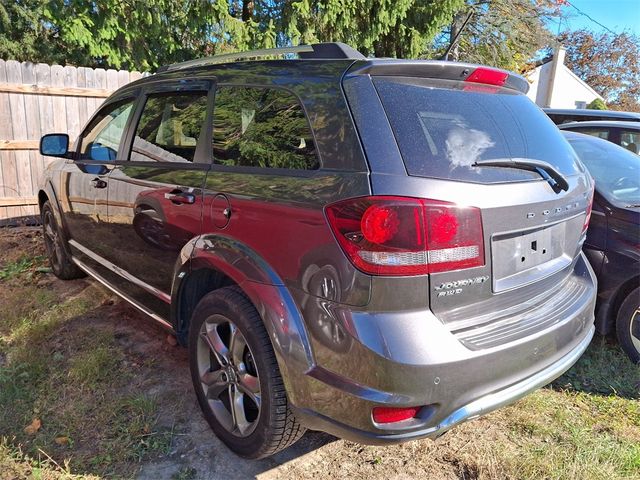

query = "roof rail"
[[158, 42, 365, 72]]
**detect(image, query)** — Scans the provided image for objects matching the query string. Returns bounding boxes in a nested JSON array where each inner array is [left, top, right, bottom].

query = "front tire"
[[41, 201, 85, 280], [188, 286, 305, 458], [616, 287, 640, 364]]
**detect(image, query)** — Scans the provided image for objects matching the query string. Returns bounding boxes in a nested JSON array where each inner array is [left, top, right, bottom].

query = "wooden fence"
[[0, 60, 144, 222]]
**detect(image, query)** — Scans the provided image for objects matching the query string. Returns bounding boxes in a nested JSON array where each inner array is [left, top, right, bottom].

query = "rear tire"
[[616, 287, 640, 364], [41, 201, 85, 280], [188, 286, 305, 458]]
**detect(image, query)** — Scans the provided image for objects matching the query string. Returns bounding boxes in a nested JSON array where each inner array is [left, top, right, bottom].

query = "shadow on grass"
[[551, 334, 640, 399]]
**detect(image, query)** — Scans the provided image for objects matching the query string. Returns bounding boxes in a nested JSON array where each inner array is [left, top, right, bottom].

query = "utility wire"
[[565, 1, 617, 35]]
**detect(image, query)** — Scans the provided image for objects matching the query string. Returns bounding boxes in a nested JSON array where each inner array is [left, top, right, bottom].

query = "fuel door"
[[210, 193, 231, 229]]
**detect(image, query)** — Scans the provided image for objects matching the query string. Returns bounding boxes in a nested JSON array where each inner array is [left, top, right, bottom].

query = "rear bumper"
[[285, 252, 597, 442], [294, 324, 594, 444]]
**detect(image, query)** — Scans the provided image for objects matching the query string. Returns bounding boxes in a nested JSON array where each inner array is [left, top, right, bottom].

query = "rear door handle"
[[91, 178, 107, 189], [164, 190, 196, 205]]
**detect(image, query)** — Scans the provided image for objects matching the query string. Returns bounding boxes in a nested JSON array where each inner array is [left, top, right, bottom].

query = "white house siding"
[[526, 61, 603, 109]]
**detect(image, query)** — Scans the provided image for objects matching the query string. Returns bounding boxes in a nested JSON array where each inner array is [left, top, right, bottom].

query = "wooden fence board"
[[0, 83, 113, 98], [21, 63, 43, 195], [0, 61, 145, 221], [0, 140, 39, 150], [84, 66, 98, 118], [94, 68, 107, 118], [35, 63, 54, 135], [6, 61, 34, 214], [0, 61, 21, 218], [77, 67, 89, 128], [106, 69, 119, 92], [0, 196, 38, 207], [64, 65, 81, 139], [50, 65, 68, 134], [117, 69, 130, 88]]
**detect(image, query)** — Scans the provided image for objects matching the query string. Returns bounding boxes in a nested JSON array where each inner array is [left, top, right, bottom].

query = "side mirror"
[[40, 133, 70, 157]]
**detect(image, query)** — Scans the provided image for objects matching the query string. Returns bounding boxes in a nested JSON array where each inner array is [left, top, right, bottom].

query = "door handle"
[[164, 190, 196, 205], [91, 178, 107, 189]]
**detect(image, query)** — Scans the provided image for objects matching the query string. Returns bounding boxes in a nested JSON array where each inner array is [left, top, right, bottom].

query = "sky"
[[553, 0, 640, 35]]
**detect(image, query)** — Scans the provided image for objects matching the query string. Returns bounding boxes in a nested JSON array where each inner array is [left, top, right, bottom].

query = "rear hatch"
[[345, 63, 594, 348]]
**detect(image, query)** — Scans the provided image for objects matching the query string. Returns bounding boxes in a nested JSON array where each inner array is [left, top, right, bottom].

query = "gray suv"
[[38, 43, 597, 458]]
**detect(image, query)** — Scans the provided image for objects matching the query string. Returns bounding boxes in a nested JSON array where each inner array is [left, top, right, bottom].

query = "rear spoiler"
[[345, 60, 529, 94]]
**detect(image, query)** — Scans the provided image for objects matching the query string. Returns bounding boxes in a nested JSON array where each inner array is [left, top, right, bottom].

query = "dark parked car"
[[563, 131, 640, 363], [559, 121, 640, 154], [38, 43, 597, 458], [544, 108, 640, 125]]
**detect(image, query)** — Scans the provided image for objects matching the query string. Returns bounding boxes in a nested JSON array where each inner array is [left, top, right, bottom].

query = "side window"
[[131, 92, 208, 163], [213, 86, 318, 170], [620, 130, 639, 154], [79, 100, 134, 161], [572, 128, 610, 140]]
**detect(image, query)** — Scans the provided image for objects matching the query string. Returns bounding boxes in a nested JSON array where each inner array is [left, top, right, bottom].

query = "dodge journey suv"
[[38, 43, 597, 458]]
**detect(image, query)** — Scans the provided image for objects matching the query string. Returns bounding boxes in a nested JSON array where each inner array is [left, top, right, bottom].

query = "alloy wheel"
[[43, 209, 63, 271], [630, 308, 640, 354], [196, 314, 261, 437]]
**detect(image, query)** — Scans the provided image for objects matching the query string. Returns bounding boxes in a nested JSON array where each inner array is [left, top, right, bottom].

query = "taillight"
[[465, 67, 508, 87], [372, 406, 421, 424], [582, 189, 594, 234], [325, 196, 484, 276]]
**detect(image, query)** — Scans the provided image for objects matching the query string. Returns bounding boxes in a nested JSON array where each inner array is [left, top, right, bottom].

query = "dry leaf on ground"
[[24, 418, 41, 435]]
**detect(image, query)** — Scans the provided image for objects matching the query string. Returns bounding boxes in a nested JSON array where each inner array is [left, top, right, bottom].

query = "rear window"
[[374, 77, 581, 183], [566, 134, 640, 206]]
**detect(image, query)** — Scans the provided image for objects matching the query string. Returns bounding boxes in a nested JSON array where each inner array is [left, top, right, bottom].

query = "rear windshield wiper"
[[473, 159, 569, 193]]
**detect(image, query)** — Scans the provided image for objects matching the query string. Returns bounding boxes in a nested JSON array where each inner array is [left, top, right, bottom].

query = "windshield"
[[374, 77, 582, 184], [565, 133, 640, 206]]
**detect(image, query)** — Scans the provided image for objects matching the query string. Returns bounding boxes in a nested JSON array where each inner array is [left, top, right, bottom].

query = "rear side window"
[[621, 130, 640, 154], [569, 128, 610, 140], [375, 77, 581, 183], [131, 92, 208, 163], [212, 86, 318, 170]]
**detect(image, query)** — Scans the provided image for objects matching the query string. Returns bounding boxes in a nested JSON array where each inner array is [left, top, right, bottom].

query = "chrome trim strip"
[[71, 255, 174, 331], [69, 239, 171, 304], [432, 325, 595, 436]]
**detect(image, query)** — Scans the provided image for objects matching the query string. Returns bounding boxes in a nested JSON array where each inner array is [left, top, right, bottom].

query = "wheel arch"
[[38, 182, 66, 232], [610, 275, 640, 331], [38, 189, 49, 210], [171, 234, 315, 382]]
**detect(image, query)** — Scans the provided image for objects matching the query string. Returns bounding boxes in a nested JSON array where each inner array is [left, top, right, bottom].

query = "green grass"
[[0, 277, 174, 478], [447, 338, 640, 480], [553, 335, 639, 399], [0, 438, 99, 480], [499, 390, 640, 479], [0, 255, 47, 281], [509, 339, 640, 479]]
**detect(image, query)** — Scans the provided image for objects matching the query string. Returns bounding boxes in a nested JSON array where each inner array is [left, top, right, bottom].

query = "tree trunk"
[[242, 0, 254, 22], [447, 11, 467, 61]]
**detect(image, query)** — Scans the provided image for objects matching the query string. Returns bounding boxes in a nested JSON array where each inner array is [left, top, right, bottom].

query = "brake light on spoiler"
[[465, 67, 509, 87], [325, 196, 484, 276]]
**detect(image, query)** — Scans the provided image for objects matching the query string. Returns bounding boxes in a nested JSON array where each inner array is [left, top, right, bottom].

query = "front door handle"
[[91, 178, 107, 189], [164, 190, 196, 205]]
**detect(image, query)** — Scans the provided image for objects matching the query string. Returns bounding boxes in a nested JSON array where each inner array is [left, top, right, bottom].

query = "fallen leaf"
[[54, 436, 69, 446], [24, 418, 41, 435]]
